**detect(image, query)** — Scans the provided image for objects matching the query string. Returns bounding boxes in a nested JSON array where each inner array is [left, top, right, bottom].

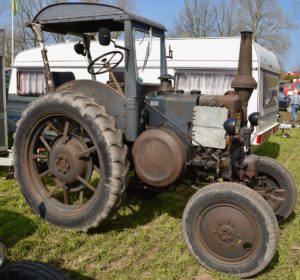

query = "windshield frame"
[[132, 26, 167, 85]]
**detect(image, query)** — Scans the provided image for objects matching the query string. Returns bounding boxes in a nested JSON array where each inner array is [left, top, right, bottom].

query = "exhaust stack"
[[231, 31, 257, 125]]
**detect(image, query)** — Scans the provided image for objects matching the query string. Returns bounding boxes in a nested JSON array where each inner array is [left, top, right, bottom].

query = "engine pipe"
[[231, 31, 257, 126]]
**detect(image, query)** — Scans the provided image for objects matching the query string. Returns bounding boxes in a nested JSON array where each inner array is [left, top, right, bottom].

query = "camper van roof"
[[32, 3, 166, 34]]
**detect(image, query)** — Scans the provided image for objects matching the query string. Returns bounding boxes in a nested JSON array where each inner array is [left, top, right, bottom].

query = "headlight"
[[248, 112, 260, 127], [223, 118, 241, 136], [0, 241, 7, 267]]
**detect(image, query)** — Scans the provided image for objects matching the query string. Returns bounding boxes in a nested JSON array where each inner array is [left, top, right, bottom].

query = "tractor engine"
[[133, 31, 257, 188]]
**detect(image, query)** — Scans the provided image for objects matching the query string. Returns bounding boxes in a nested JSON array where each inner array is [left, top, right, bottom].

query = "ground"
[[1, 112, 300, 280]]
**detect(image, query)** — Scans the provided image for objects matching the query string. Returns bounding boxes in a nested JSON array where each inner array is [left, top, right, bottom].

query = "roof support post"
[[28, 23, 55, 93]]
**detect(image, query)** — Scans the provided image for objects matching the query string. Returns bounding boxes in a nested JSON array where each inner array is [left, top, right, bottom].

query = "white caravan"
[[8, 37, 280, 145]]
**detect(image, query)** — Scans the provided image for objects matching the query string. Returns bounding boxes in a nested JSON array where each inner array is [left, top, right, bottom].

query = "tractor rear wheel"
[[182, 182, 278, 278], [14, 92, 129, 232]]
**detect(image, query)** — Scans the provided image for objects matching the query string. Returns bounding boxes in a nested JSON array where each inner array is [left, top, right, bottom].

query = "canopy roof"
[[32, 3, 166, 34]]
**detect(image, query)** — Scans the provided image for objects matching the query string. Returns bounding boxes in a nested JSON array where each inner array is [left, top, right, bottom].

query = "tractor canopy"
[[32, 3, 167, 34]]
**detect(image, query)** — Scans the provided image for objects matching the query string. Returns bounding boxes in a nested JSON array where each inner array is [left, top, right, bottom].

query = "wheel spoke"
[[39, 169, 50, 178], [76, 175, 96, 193], [62, 121, 70, 144], [269, 194, 285, 202], [32, 154, 47, 160], [108, 53, 116, 63], [46, 121, 60, 134], [62, 183, 69, 204], [39, 135, 52, 152], [79, 190, 83, 207], [53, 179, 69, 204], [77, 146, 96, 158], [47, 185, 60, 198], [94, 164, 101, 175]]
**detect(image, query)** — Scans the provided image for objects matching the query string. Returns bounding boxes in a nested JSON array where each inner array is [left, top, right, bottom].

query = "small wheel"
[[253, 156, 297, 221], [182, 182, 278, 278], [0, 261, 69, 280], [14, 92, 129, 232], [88, 51, 123, 75]]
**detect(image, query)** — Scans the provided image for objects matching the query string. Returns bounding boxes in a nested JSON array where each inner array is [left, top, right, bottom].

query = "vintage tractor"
[[13, 3, 297, 278]]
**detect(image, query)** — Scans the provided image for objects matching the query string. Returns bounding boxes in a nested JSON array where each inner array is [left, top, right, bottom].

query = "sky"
[[136, 0, 300, 71], [1, 0, 299, 70]]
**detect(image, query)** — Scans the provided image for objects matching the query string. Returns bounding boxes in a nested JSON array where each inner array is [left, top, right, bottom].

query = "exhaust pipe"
[[231, 31, 257, 126]]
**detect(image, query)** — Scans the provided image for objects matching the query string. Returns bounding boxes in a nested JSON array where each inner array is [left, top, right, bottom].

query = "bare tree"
[[14, 0, 69, 51], [111, 0, 137, 12], [171, 0, 216, 37], [236, 0, 293, 65], [213, 0, 239, 37], [171, 0, 294, 67]]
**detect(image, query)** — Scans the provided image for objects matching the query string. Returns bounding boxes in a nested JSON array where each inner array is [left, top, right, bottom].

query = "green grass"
[[1, 114, 300, 279]]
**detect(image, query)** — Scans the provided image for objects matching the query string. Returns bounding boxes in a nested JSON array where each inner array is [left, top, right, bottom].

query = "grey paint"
[[145, 92, 199, 135], [7, 95, 36, 132], [56, 79, 126, 131], [0, 29, 8, 151], [32, 3, 166, 34], [30, 3, 168, 142]]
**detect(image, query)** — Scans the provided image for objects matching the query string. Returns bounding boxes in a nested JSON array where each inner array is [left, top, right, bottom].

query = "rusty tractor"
[[13, 3, 296, 278]]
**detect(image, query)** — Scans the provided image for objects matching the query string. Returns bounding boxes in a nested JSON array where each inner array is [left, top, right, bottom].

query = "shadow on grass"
[[253, 141, 281, 159], [92, 182, 196, 234], [278, 211, 296, 229], [0, 210, 36, 247]]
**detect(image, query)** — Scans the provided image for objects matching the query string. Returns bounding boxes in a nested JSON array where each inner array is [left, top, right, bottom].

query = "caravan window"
[[263, 71, 279, 107], [175, 70, 235, 95], [17, 69, 45, 96]]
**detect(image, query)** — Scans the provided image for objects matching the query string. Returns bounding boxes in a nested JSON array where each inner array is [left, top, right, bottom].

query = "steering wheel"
[[88, 51, 123, 75]]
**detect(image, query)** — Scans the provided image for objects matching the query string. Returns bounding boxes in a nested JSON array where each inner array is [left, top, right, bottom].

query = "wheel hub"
[[56, 154, 70, 174], [216, 222, 236, 244], [196, 203, 259, 262], [49, 137, 89, 184]]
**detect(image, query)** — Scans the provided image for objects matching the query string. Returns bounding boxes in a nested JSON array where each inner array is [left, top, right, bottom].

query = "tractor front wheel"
[[253, 156, 297, 222], [182, 182, 278, 278]]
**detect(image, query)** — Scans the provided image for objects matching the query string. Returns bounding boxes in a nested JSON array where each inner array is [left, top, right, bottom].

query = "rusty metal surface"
[[198, 93, 242, 118], [132, 128, 186, 187], [195, 201, 260, 262], [231, 31, 257, 125]]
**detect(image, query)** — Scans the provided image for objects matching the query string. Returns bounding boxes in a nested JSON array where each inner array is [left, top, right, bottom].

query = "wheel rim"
[[195, 202, 261, 264], [24, 114, 103, 211], [254, 171, 285, 212]]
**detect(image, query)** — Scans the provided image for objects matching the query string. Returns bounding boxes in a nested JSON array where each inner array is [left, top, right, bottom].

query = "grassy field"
[[1, 114, 300, 280]]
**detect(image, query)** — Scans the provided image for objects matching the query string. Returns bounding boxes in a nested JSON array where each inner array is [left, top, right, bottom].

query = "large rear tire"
[[182, 182, 278, 278], [14, 92, 129, 232], [0, 261, 69, 280]]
